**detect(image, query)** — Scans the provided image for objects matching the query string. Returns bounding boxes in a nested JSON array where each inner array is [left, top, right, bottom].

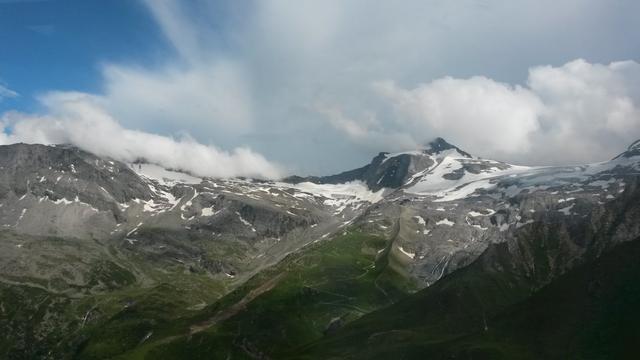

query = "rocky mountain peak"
[[423, 137, 472, 158], [426, 137, 455, 152]]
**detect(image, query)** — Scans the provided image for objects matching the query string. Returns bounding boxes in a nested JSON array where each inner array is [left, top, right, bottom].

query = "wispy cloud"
[[0, 83, 18, 102], [315, 103, 419, 152], [26, 24, 55, 36]]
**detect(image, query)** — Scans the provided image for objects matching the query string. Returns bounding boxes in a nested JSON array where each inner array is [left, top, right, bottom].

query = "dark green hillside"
[[295, 237, 640, 359], [107, 231, 415, 359]]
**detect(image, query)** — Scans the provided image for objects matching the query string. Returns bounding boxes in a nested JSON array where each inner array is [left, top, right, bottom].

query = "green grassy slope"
[[0, 226, 412, 359], [0, 252, 230, 360], [295, 237, 640, 359], [112, 231, 415, 359]]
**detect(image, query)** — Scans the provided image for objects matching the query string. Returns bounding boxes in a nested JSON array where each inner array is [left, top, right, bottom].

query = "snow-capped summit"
[[286, 137, 473, 191], [285, 136, 640, 207], [381, 137, 471, 163]]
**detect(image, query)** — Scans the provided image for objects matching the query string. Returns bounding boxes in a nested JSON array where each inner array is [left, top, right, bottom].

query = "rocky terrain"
[[0, 137, 639, 359], [0, 143, 381, 292]]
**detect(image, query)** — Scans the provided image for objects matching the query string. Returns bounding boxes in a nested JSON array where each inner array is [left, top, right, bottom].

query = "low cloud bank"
[[0, 92, 282, 179]]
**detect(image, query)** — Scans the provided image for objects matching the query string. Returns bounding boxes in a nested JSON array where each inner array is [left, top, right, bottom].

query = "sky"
[[1, 0, 639, 178]]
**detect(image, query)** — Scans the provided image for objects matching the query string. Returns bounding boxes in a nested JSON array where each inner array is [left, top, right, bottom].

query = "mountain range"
[[0, 137, 639, 359]]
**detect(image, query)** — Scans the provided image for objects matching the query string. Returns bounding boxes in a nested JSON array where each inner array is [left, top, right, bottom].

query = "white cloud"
[[101, 60, 253, 138], [0, 84, 18, 102], [141, 0, 203, 64], [366, 59, 640, 165], [0, 92, 282, 179], [373, 77, 543, 156], [87, 1, 255, 148], [315, 103, 418, 152], [525, 60, 640, 163]]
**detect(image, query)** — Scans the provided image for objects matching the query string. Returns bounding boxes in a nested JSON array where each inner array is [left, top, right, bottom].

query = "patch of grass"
[[119, 231, 415, 359], [0, 246, 229, 360], [87, 260, 137, 290], [0, 283, 76, 359], [71, 270, 229, 360]]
